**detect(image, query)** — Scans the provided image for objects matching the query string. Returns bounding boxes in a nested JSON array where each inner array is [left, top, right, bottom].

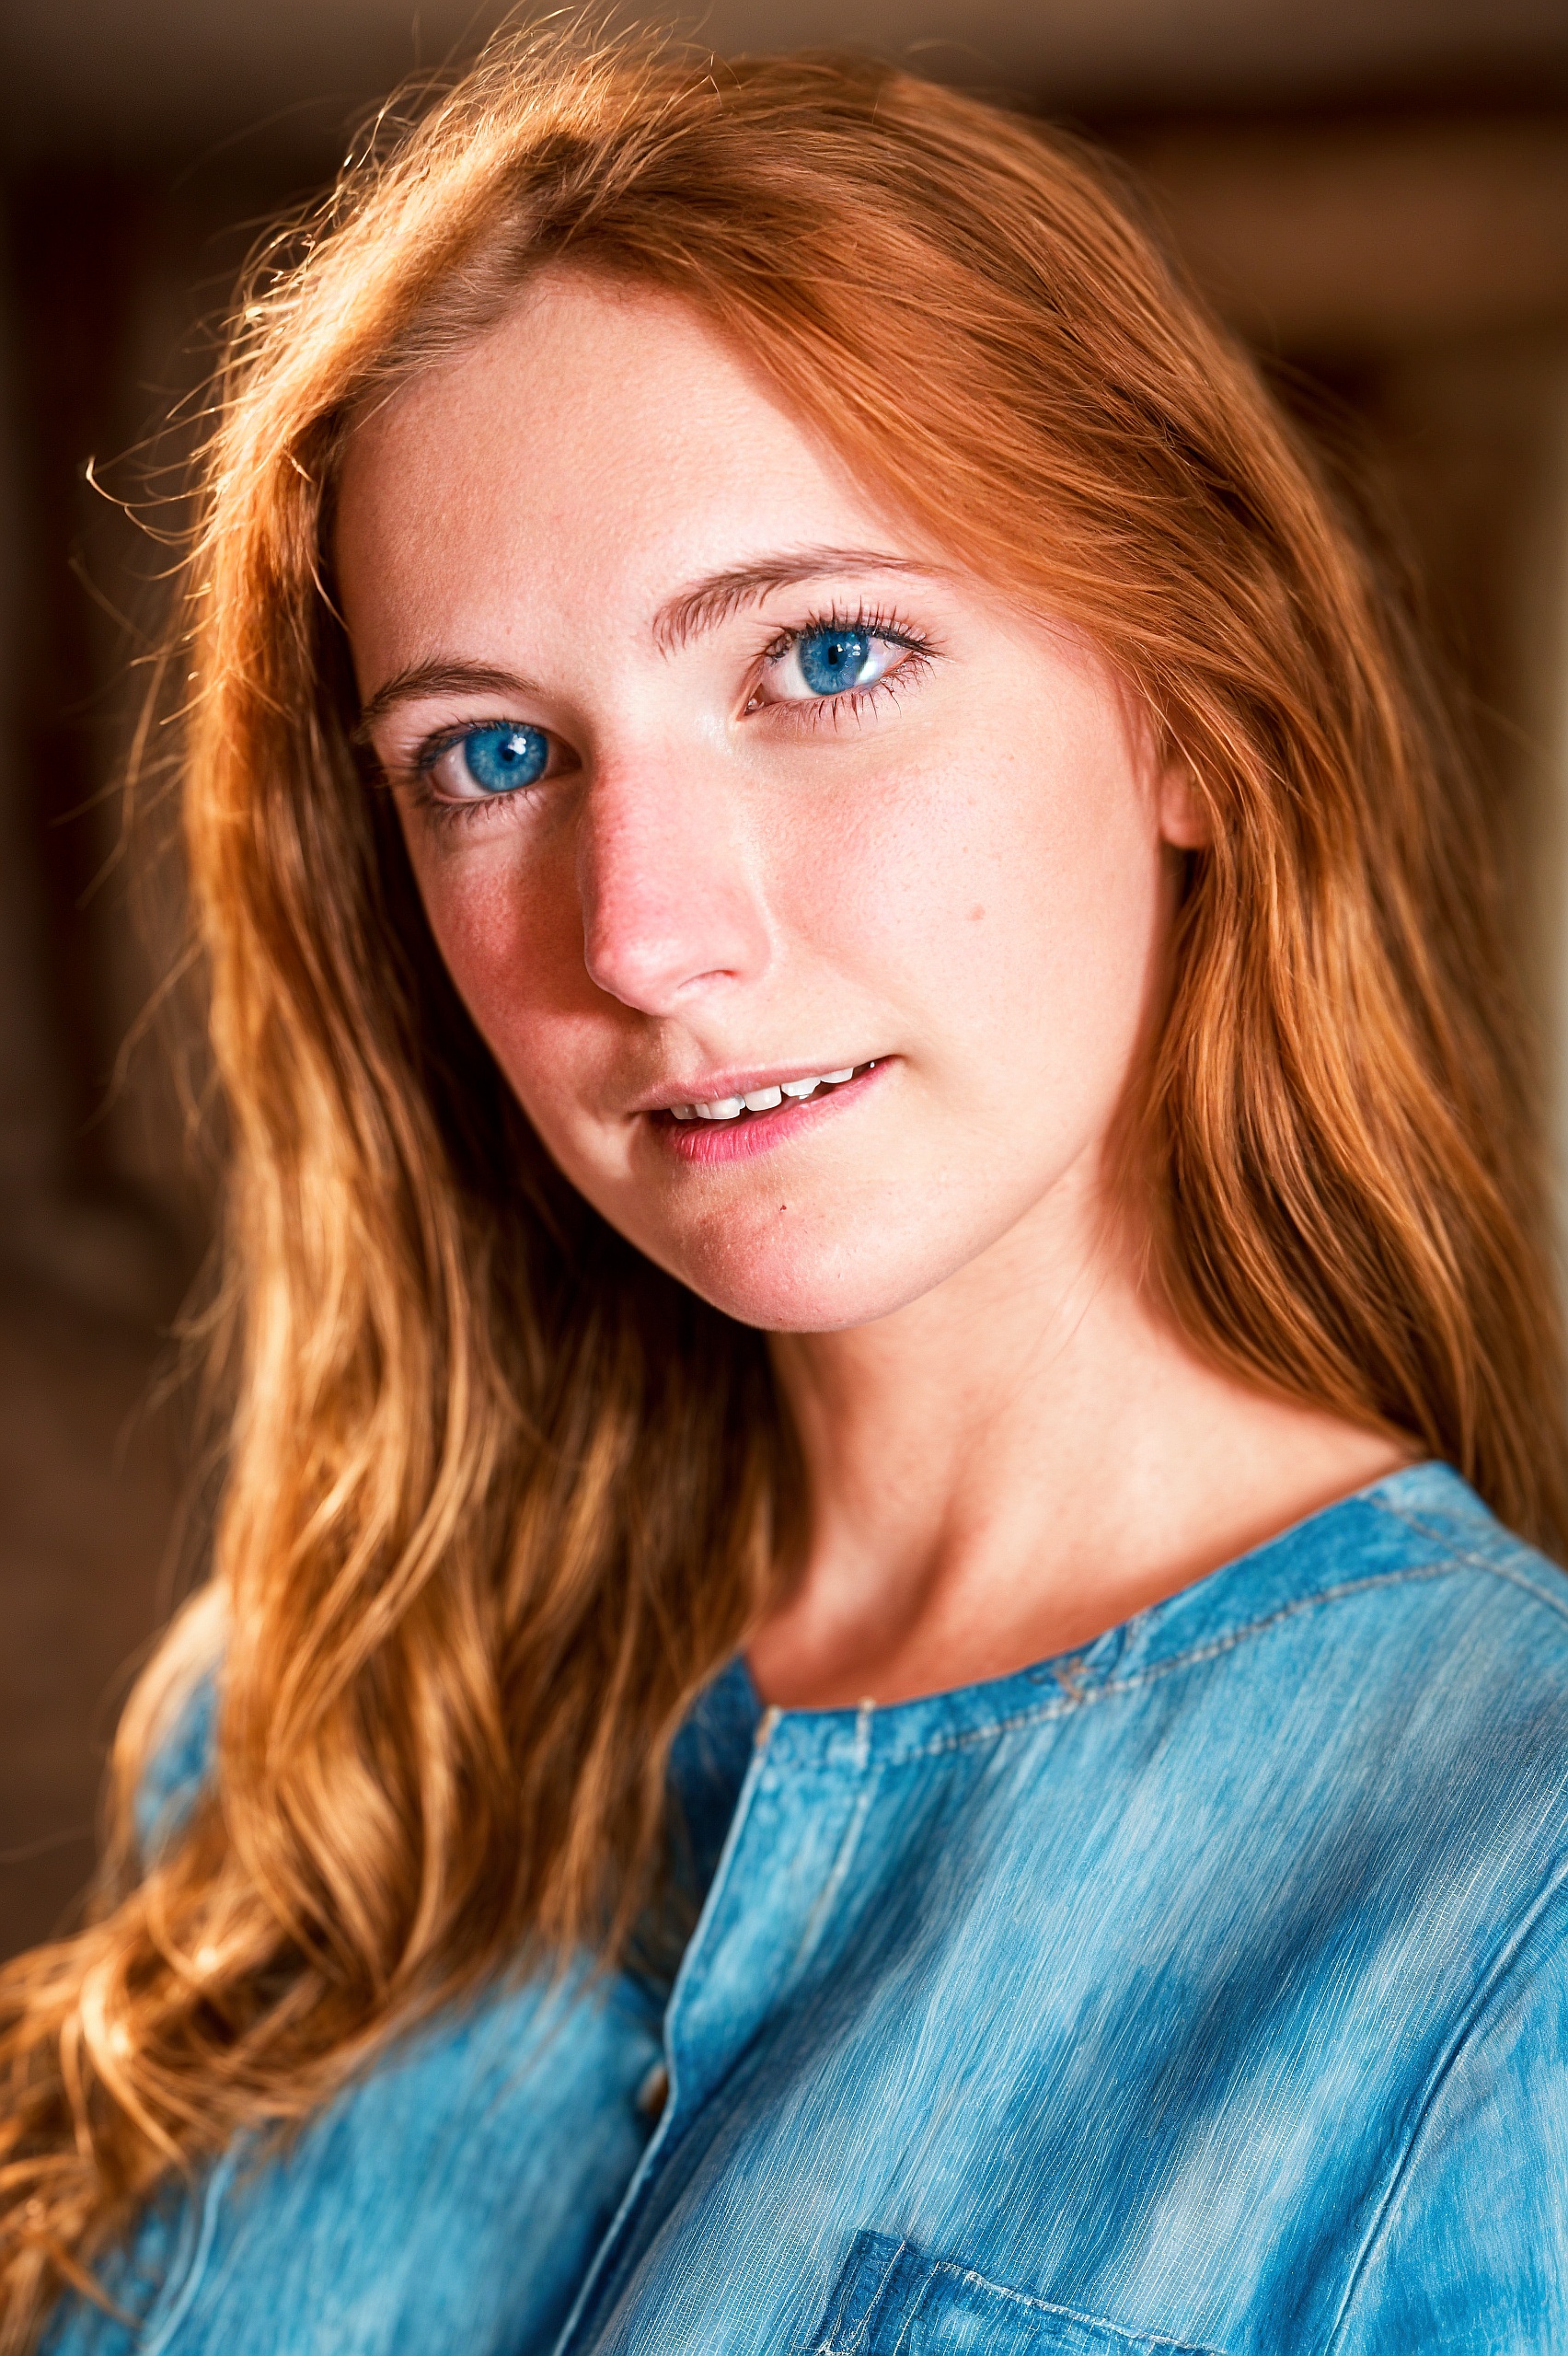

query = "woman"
[[6, 27, 1568, 2354]]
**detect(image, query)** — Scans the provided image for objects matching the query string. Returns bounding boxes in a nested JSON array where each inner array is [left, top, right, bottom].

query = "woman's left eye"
[[766, 626, 911, 705], [426, 722, 551, 801]]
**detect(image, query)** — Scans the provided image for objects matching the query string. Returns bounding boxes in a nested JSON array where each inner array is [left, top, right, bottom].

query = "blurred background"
[[1, 0, 1567, 1958]]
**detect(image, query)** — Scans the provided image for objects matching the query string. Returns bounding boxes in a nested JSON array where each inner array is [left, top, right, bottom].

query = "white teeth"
[[674, 1063, 871, 1123]]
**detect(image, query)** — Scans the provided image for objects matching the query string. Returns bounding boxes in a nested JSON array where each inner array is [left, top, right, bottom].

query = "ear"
[[1157, 758, 1211, 850]]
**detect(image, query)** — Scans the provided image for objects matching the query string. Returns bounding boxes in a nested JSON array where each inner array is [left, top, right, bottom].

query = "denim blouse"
[[43, 1462, 1568, 2353]]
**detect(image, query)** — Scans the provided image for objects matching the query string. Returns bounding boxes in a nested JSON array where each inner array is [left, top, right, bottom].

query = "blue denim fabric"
[[43, 1463, 1568, 2352]]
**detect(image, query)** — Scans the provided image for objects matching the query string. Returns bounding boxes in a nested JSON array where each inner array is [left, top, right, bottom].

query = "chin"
[[646, 1211, 955, 1334]]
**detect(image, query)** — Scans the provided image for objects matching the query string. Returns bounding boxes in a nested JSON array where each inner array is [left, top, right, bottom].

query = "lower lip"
[[651, 1062, 888, 1165]]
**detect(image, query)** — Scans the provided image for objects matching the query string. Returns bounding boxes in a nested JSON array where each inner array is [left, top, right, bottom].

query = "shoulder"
[[1124, 1462, 1568, 1995], [1286, 1463, 1568, 1837], [1352, 1459, 1568, 1632], [1147, 1466, 1568, 2345], [133, 1671, 217, 1864], [1120, 1460, 1568, 1766], [1239, 1460, 1568, 1711], [122, 1583, 228, 1865], [1332, 1462, 1568, 1730], [1291, 1469, 1568, 2078]]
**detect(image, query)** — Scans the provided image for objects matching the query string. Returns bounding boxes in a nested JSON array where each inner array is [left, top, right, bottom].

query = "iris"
[[796, 628, 877, 696], [459, 724, 548, 793]]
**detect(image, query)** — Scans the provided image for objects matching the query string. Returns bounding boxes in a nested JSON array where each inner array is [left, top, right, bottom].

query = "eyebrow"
[[353, 660, 545, 741], [352, 548, 940, 734], [651, 547, 940, 652]]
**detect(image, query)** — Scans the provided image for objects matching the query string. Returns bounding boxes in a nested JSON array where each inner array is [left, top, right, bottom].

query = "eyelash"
[[753, 603, 934, 726], [405, 726, 536, 828], [402, 602, 935, 830]]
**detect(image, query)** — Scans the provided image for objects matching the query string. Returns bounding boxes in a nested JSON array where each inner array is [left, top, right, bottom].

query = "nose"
[[578, 752, 771, 1014]]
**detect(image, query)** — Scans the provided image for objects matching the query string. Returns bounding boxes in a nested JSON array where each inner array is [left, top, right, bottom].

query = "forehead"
[[334, 271, 897, 657]]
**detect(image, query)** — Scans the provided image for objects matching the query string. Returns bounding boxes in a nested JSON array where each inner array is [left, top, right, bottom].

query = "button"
[[635, 2061, 669, 2120]]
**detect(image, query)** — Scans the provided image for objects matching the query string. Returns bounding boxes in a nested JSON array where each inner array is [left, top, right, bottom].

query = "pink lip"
[[651, 1060, 888, 1164]]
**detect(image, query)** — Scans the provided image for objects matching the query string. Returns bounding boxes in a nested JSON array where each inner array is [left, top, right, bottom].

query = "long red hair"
[[1, 27, 1562, 2344]]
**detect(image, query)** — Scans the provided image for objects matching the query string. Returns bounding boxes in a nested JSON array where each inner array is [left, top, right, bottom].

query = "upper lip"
[[628, 1059, 874, 1114]]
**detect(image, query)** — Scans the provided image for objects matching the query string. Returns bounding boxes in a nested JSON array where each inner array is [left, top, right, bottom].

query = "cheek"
[[775, 733, 1166, 1129], [400, 831, 592, 1091], [1000, 774, 1168, 1100]]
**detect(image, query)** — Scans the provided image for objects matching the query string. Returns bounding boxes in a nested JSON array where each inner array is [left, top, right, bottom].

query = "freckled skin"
[[337, 271, 1197, 1334], [337, 270, 1403, 1706]]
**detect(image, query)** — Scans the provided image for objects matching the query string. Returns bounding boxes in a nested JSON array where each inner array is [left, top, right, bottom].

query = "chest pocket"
[[802, 2231, 1223, 2356]]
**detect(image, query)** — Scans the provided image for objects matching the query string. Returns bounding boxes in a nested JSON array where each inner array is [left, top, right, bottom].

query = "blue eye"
[[796, 628, 878, 696], [457, 723, 548, 794]]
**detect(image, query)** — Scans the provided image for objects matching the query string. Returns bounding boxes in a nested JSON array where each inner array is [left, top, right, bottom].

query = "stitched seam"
[[888, 1562, 1467, 1764], [931, 2258, 1227, 2354], [1322, 1846, 1568, 2354], [1366, 1496, 1568, 1629], [823, 2238, 908, 2355], [889, 2269, 935, 2356], [793, 1773, 880, 1977]]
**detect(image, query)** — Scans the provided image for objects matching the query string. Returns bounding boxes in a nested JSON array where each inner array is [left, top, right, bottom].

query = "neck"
[[752, 1178, 1407, 1710]]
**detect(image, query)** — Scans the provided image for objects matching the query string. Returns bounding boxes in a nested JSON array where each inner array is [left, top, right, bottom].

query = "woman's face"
[[337, 271, 1201, 1331]]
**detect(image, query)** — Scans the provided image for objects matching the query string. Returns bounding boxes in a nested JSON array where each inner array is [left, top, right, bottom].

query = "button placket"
[[663, 1727, 882, 2119], [550, 1709, 883, 2356]]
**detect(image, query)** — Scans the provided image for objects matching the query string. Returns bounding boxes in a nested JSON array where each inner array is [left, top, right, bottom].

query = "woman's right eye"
[[424, 722, 551, 802]]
